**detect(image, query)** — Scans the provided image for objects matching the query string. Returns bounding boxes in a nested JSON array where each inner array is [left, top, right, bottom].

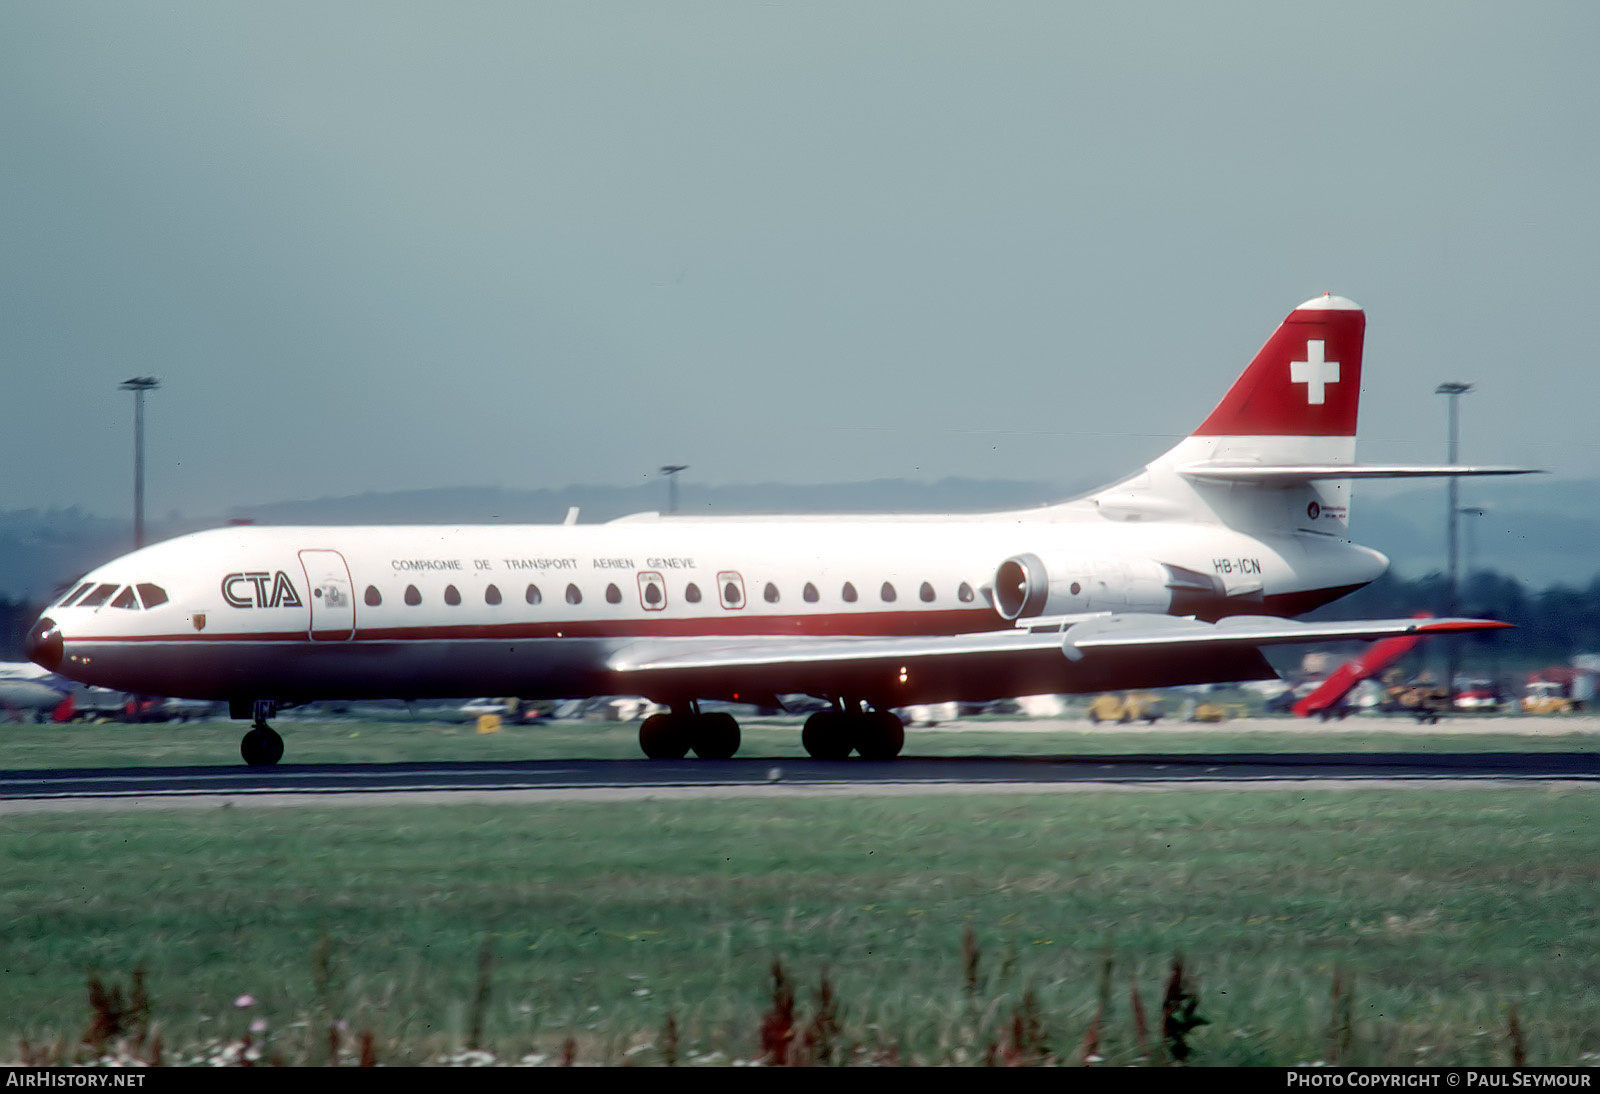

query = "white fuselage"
[[34, 509, 1385, 706]]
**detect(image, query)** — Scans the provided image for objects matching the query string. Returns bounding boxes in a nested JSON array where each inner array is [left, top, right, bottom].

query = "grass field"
[[3, 714, 1596, 1066], [3, 779, 1598, 1066]]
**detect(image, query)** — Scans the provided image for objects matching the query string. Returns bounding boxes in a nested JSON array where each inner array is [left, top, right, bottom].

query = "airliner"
[[27, 294, 1532, 765], [0, 661, 72, 722]]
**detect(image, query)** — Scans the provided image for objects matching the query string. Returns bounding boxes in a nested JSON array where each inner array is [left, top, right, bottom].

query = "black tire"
[[690, 712, 741, 760], [240, 726, 284, 766], [802, 711, 853, 760], [639, 712, 691, 759], [855, 710, 905, 761]]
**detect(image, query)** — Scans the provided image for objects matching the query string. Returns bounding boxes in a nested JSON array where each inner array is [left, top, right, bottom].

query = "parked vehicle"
[[1087, 692, 1164, 724]]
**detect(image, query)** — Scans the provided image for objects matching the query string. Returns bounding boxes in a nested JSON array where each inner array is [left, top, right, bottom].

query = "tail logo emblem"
[[1290, 340, 1340, 405]]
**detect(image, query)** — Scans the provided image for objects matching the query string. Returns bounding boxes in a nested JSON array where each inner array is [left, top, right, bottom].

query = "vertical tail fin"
[[1087, 295, 1367, 533], [1082, 295, 1528, 533], [1192, 294, 1365, 442]]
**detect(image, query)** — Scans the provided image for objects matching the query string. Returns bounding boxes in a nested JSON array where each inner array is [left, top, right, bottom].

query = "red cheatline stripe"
[[64, 608, 1002, 644]]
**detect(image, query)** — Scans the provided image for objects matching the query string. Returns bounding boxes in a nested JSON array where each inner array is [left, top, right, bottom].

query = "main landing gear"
[[239, 700, 284, 767], [636, 700, 905, 761], [802, 701, 905, 761], [638, 703, 742, 760]]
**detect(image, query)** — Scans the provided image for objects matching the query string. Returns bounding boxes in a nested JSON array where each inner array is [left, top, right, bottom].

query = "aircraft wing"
[[607, 614, 1509, 703], [611, 614, 1506, 672]]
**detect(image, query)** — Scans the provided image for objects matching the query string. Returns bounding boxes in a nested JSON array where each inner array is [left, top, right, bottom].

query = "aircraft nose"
[[27, 617, 63, 672]]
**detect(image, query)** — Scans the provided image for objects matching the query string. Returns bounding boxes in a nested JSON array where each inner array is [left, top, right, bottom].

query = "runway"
[[3, 749, 1597, 807]]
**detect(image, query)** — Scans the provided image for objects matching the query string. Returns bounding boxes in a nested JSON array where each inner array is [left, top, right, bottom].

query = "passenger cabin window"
[[606, 583, 622, 604], [958, 582, 975, 603], [764, 582, 780, 603], [526, 584, 542, 605], [565, 584, 582, 605], [79, 584, 117, 609], [881, 582, 897, 603], [485, 584, 502, 606], [58, 582, 93, 607], [445, 585, 461, 606], [841, 582, 858, 603], [365, 586, 382, 607], [717, 571, 745, 610], [404, 585, 422, 606], [919, 581, 935, 603], [638, 573, 666, 610], [685, 582, 702, 603], [110, 586, 139, 610], [136, 583, 169, 608], [803, 582, 819, 603]]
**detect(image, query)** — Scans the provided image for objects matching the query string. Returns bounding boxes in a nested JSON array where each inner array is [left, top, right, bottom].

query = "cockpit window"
[[136, 583, 169, 608], [58, 582, 94, 607], [110, 587, 139, 610], [78, 584, 118, 609]]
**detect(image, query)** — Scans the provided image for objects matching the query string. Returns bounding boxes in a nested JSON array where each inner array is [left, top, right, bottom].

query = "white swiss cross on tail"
[[1290, 340, 1339, 405]]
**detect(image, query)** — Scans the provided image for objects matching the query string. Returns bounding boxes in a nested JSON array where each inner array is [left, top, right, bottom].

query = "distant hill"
[[2, 476, 1595, 603], [0, 478, 1069, 602], [222, 477, 1074, 526], [1351, 476, 1600, 585]]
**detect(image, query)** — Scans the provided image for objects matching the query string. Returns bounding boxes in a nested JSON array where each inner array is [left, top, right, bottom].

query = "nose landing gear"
[[239, 700, 284, 766]]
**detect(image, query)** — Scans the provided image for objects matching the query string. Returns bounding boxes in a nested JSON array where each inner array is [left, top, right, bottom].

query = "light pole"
[[1459, 506, 1486, 581], [660, 465, 688, 515], [1435, 381, 1472, 700], [120, 377, 160, 549]]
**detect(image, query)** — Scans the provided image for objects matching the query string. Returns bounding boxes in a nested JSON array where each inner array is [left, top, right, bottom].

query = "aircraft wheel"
[[240, 725, 284, 766], [802, 711, 853, 760], [855, 710, 905, 761], [639, 712, 691, 759], [690, 712, 741, 760]]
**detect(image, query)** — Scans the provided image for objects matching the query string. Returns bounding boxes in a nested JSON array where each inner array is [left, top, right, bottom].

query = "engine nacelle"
[[993, 553, 1173, 620]]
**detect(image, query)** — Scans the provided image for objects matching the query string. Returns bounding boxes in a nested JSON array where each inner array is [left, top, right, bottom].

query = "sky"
[[3, 2, 1597, 521]]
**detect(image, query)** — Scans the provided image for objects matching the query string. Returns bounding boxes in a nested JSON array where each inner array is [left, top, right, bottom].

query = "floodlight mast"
[[1435, 381, 1473, 702], [120, 377, 160, 549], [660, 465, 689, 515]]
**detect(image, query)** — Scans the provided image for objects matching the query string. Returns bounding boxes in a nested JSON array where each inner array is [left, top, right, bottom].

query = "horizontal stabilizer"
[[1177, 463, 1540, 484]]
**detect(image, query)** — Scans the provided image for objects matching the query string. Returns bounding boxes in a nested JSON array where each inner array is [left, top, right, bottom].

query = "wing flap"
[[1062, 613, 1507, 657]]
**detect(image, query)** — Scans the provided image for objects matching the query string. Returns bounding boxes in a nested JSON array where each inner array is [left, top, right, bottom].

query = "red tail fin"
[[1194, 295, 1365, 438]]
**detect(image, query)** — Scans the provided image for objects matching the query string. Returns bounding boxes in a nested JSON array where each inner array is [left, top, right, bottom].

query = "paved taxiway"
[[4, 715, 1594, 811], [3, 751, 1596, 811]]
